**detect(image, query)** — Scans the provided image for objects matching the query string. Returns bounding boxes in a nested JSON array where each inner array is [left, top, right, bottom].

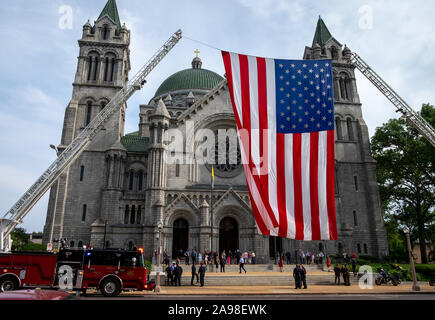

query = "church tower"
[[43, 0, 131, 247], [301, 17, 388, 257]]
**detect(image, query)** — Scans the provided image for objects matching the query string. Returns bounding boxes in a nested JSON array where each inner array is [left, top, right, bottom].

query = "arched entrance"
[[219, 217, 239, 255], [269, 236, 283, 258], [172, 218, 189, 259]]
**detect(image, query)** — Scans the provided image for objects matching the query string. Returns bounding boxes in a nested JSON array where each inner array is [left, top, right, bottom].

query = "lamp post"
[[403, 226, 420, 292], [155, 220, 163, 293], [103, 220, 108, 249]]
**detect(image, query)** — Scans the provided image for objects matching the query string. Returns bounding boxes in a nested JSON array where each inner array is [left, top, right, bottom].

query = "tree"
[[371, 104, 434, 264], [10, 227, 30, 251]]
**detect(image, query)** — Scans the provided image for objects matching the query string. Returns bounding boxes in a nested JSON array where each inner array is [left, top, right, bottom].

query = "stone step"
[[159, 273, 363, 287], [160, 264, 323, 273]]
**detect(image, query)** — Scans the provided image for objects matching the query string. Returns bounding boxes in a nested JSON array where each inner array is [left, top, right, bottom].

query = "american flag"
[[222, 51, 338, 241]]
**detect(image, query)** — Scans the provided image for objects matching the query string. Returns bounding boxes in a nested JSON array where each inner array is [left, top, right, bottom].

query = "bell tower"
[[299, 16, 388, 258], [43, 0, 131, 247]]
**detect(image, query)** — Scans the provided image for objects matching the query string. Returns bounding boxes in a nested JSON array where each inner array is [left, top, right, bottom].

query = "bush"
[[144, 260, 152, 273], [415, 264, 435, 278], [19, 243, 46, 252], [358, 255, 380, 263]]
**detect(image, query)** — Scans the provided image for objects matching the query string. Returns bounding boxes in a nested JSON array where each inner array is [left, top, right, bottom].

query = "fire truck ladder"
[[348, 51, 435, 147], [0, 30, 183, 252]]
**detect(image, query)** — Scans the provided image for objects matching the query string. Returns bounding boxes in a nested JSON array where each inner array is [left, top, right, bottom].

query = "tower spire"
[[312, 16, 333, 47], [98, 0, 122, 32]]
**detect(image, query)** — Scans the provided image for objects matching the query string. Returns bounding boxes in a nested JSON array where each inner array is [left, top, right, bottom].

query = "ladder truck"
[[1, 39, 434, 252], [0, 29, 183, 252], [345, 50, 435, 147]]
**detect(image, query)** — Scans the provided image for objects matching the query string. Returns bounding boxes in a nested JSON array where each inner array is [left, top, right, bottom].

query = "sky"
[[0, 0, 434, 233]]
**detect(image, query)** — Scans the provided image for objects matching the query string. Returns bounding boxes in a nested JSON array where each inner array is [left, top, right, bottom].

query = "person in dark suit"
[[285, 251, 291, 264], [220, 256, 226, 273], [166, 265, 173, 286], [198, 263, 206, 287], [301, 265, 307, 289], [293, 265, 302, 289], [191, 263, 199, 286], [174, 263, 183, 286]]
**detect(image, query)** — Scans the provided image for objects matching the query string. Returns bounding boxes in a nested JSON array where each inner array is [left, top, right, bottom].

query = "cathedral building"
[[42, 0, 389, 262]]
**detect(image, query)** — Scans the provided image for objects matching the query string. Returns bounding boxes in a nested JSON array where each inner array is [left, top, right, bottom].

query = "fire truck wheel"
[[100, 277, 121, 297], [0, 277, 19, 292]]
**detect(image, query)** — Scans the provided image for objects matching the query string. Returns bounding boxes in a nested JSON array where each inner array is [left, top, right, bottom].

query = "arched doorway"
[[172, 218, 189, 259], [219, 217, 239, 255], [269, 236, 283, 258]]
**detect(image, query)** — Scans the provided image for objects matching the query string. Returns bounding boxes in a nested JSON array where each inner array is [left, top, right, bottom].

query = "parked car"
[[0, 289, 78, 300]]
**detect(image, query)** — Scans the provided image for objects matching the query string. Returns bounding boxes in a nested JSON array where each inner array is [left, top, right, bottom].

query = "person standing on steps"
[[293, 264, 302, 289], [279, 254, 284, 272], [285, 251, 291, 265], [334, 264, 341, 285], [220, 254, 226, 273], [301, 265, 307, 289], [198, 263, 206, 287], [239, 256, 247, 273], [174, 263, 183, 287], [191, 263, 199, 286]]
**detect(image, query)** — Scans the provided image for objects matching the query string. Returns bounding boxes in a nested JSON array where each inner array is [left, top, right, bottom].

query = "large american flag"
[[222, 51, 338, 241]]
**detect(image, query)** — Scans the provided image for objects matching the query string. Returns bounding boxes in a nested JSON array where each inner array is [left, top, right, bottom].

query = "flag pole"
[[210, 166, 214, 255]]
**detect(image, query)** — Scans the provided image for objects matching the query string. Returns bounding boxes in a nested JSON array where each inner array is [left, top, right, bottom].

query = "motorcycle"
[[375, 268, 401, 286]]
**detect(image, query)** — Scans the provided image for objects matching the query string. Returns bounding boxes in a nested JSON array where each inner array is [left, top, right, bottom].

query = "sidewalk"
[[129, 284, 434, 296]]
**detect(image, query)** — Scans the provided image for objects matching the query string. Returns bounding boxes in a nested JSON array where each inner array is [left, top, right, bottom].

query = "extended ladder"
[[348, 51, 435, 147], [0, 30, 183, 252]]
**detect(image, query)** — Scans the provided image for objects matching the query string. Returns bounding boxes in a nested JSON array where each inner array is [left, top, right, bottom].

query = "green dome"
[[155, 67, 224, 97]]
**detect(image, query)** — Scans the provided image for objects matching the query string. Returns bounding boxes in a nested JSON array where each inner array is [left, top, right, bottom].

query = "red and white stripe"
[[222, 51, 338, 241]]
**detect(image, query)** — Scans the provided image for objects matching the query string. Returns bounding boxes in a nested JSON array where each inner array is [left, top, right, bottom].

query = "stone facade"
[[42, 5, 388, 263]]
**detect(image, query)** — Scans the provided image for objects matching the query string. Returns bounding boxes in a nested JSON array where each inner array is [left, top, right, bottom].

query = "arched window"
[[353, 210, 358, 226], [331, 46, 339, 60], [124, 205, 129, 224], [333, 75, 339, 100], [347, 118, 354, 141], [136, 206, 142, 224], [101, 101, 107, 110], [103, 53, 117, 82], [138, 171, 143, 191], [87, 51, 100, 81], [129, 170, 134, 190], [82, 204, 87, 222], [128, 241, 134, 251], [363, 244, 368, 254], [130, 205, 136, 224], [335, 117, 343, 140], [70, 241, 75, 248], [86, 101, 92, 126], [80, 165, 85, 181], [357, 243, 361, 254], [339, 73, 353, 101], [338, 243, 343, 254], [102, 25, 110, 40], [175, 162, 180, 177], [354, 175, 359, 191], [78, 241, 83, 248]]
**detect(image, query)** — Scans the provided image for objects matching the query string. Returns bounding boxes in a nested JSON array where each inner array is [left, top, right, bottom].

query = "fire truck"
[[0, 248, 155, 297]]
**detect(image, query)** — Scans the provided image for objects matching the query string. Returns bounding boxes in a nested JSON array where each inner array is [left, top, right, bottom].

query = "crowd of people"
[[161, 248, 257, 287], [158, 247, 360, 288], [164, 248, 258, 267]]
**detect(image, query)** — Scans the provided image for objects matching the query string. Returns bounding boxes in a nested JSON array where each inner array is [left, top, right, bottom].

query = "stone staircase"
[[153, 264, 363, 286]]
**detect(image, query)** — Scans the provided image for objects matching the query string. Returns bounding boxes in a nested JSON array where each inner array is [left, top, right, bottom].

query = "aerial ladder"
[[0, 29, 183, 252], [346, 51, 435, 147]]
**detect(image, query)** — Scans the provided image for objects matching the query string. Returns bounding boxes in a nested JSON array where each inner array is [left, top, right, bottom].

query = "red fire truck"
[[0, 248, 155, 297]]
